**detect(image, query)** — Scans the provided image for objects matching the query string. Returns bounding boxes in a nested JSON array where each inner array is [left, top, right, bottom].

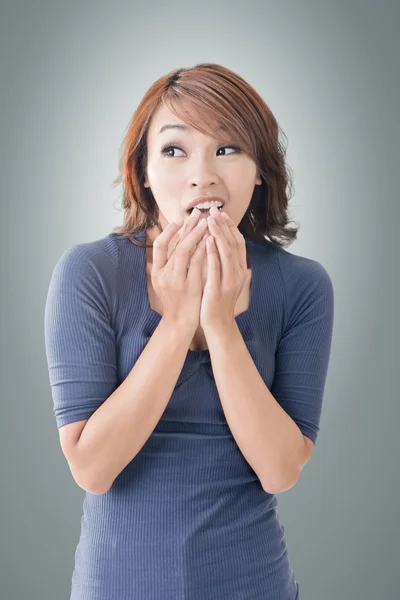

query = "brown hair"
[[112, 62, 299, 248]]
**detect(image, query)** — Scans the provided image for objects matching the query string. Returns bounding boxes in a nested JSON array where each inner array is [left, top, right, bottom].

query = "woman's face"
[[144, 103, 262, 243]]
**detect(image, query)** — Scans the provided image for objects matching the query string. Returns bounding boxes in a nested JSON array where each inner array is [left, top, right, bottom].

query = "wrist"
[[160, 314, 197, 338], [202, 318, 238, 341]]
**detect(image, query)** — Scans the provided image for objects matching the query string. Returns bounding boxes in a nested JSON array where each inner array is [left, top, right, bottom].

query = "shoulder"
[[271, 244, 334, 331], [274, 244, 333, 290], [47, 233, 128, 321], [53, 232, 121, 277], [50, 230, 146, 296], [252, 241, 334, 330], [249, 238, 333, 290]]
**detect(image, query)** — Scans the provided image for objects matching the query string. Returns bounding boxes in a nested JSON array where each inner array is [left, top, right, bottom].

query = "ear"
[[255, 171, 262, 185]]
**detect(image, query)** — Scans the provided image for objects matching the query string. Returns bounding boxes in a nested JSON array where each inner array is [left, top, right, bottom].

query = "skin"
[[143, 103, 262, 281]]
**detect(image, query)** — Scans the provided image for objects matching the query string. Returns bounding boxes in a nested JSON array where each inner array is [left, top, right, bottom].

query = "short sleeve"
[[44, 244, 118, 429], [270, 258, 334, 445]]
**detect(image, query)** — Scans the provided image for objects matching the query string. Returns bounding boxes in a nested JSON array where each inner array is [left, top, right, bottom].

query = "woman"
[[44, 63, 334, 600]]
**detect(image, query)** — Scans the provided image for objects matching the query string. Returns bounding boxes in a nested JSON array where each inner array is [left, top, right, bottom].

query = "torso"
[[145, 245, 252, 352]]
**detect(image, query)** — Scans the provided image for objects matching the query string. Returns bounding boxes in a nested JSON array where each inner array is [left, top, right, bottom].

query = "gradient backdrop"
[[1, 0, 398, 598]]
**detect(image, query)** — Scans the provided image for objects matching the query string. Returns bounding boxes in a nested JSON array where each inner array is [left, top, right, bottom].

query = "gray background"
[[1, 0, 398, 598]]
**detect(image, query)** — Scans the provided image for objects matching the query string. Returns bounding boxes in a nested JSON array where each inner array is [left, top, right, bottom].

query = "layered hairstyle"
[[112, 63, 298, 248]]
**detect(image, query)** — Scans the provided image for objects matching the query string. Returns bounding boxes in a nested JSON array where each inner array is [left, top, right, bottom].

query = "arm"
[[44, 243, 195, 495], [68, 316, 194, 495], [204, 321, 308, 495], [204, 260, 334, 495]]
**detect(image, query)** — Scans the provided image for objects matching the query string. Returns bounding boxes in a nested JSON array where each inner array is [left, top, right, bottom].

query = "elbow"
[[76, 475, 111, 495], [66, 453, 112, 495], [71, 465, 112, 495], [82, 483, 110, 495], [261, 468, 300, 495]]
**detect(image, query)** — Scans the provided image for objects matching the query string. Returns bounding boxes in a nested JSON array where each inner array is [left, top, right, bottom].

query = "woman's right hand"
[[150, 208, 209, 331]]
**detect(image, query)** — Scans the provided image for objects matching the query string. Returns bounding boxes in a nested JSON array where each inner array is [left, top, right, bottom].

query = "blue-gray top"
[[44, 229, 334, 600]]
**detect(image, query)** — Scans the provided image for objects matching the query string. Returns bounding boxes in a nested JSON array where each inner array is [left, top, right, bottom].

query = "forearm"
[[72, 316, 194, 494], [204, 320, 306, 494]]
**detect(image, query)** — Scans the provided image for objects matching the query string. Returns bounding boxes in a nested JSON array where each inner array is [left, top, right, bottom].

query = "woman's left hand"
[[200, 206, 248, 331]]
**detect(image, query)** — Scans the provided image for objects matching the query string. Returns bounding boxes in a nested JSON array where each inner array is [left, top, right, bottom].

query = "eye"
[[217, 145, 241, 156], [160, 144, 185, 158], [160, 143, 241, 158]]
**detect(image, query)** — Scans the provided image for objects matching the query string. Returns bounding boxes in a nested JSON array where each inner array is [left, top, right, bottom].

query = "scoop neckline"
[[136, 229, 256, 358]]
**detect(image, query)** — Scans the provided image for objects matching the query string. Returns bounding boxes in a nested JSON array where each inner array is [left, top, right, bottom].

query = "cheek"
[[227, 172, 252, 196], [147, 161, 177, 186], [232, 167, 255, 188]]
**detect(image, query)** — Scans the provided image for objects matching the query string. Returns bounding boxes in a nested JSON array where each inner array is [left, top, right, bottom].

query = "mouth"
[[186, 205, 224, 217]]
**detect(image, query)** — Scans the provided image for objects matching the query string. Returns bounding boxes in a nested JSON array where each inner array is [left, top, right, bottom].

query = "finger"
[[187, 231, 209, 284], [214, 212, 236, 249], [216, 211, 247, 272], [207, 215, 233, 283], [167, 229, 184, 259], [173, 217, 209, 278], [169, 208, 202, 257], [152, 220, 183, 274], [206, 235, 220, 288], [176, 208, 203, 242]]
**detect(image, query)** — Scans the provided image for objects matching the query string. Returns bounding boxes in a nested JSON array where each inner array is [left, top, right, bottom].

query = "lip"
[[185, 195, 225, 213]]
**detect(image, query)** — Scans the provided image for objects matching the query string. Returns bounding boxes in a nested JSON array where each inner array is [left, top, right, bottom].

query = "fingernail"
[[197, 218, 207, 227], [210, 206, 220, 217], [191, 207, 200, 218]]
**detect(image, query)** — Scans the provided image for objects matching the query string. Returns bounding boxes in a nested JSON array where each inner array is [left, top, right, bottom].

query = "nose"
[[188, 156, 219, 188]]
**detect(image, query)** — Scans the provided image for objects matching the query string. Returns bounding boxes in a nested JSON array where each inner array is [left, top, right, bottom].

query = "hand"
[[151, 209, 209, 331], [200, 206, 248, 331]]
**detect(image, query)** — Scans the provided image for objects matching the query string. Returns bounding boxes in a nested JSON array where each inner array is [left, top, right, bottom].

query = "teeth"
[[189, 201, 223, 212]]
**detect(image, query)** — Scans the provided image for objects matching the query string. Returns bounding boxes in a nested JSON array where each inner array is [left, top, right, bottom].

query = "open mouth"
[[187, 205, 224, 216]]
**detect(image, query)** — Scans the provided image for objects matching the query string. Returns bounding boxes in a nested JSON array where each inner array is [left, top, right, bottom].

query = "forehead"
[[148, 103, 226, 138]]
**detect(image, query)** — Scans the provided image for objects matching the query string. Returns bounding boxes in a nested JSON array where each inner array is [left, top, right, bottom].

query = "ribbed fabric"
[[44, 229, 334, 600]]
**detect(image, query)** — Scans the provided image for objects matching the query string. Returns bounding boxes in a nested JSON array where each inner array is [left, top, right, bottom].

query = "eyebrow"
[[159, 124, 189, 134], [158, 123, 227, 134]]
